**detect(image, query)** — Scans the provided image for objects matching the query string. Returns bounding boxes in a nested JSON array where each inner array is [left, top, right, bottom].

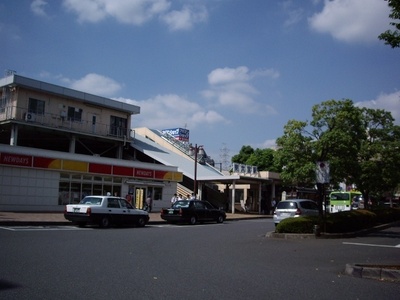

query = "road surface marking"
[[0, 226, 92, 231], [343, 242, 400, 248]]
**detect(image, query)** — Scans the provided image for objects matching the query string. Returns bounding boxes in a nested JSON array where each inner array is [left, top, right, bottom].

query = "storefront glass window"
[[82, 183, 92, 199], [71, 182, 81, 203], [58, 181, 70, 205], [93, 184, 102, 195], [154, 187, 162, 200]]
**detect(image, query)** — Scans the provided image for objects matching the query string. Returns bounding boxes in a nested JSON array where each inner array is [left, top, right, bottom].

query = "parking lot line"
[[343, 242, 400, 248], [0, 226, 92, 231]]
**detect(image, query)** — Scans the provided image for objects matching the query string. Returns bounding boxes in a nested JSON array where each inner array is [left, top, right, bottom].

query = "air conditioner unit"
[[25, 113, 36, 122]]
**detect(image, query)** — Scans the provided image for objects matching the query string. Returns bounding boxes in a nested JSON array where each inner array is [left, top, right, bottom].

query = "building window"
[[67, 106, 82, 122], [58, 173, 122, 204], [28, 98, 45, 114], [1, 87, 11, 113], [110, 116, 127, 137]]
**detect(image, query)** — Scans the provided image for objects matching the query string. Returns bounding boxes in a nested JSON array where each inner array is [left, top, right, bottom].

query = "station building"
[[0, 74, 280, 213]]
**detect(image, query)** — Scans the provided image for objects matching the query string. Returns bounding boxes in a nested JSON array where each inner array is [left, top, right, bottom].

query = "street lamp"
[[189, 144, 204, 199]]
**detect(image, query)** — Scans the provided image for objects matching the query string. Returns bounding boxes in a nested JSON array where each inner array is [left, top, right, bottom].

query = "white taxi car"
[[64, 195, 149, 228]]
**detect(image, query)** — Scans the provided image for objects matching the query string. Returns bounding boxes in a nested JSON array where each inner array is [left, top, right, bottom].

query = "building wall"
[[4, 87, 131, 138], [0, 144, 181, 212], [0, 165, 60, 211], [0, 163, 178, 212]]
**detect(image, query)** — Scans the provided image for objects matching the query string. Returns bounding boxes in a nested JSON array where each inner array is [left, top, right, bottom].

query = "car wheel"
[[100, 216, 111, 228], [216, 215, 224, 223], [137, 217, 146, 227], [189, 216, 197, 225]]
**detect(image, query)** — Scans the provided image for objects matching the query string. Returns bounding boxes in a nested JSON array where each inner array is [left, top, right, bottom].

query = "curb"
[[345, 263, 400, 282], [266, 231, 316, 239]]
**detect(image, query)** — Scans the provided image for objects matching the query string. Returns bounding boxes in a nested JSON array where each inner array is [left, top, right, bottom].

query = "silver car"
[[273, 199, 319, 226]]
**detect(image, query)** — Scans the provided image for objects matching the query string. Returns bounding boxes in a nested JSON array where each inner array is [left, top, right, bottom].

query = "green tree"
[[231, 145, 279, 172], [274, 119, 315, 186], [309, 99, 365, 186], [355, 108, 400, 206], [275, 99, 400, 211], [275, 100, 365, 189], [379, 0, 400, 48], [231, 145, 254, 164], [247, 148, 279, 172]]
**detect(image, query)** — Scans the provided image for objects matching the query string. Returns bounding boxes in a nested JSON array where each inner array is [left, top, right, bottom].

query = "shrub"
[[324, 210, 376, 233], [275, 208, 400, 234], [275, 217, 318, 233], [370, 207, 400, 224]]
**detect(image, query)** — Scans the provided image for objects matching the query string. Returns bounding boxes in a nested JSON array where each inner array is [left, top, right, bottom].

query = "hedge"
[[275, 208, 400, 234]]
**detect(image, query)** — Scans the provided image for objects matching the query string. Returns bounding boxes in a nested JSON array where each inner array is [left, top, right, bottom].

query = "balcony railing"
[[0, 105, 130, 139]]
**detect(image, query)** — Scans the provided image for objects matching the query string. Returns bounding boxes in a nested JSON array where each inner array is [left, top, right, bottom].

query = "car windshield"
[[330, 193, 349, 200], [277, 201, 298, 209], [172, 200, 190, 208], [79, 197, 102, 205]]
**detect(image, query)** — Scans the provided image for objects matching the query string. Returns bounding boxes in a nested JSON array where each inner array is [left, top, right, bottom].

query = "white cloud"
[[355, 91, 400, 124], [281, 1, 305, 28], [115, 94, 228, 129], [208, 66, 251, 86], [203, 66, 279, 114], [63, 0, 171, 25], [68, 73, 122, 97], [161, 5, 208, 31], [31, 0, 48, 17], [309, 0, 391, 43]]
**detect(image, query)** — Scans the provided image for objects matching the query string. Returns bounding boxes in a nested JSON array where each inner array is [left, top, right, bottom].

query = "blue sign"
[[162, 128, 190, 142]]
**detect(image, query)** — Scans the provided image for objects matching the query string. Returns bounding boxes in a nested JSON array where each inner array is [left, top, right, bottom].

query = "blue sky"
[[2, 0, 399, 165]]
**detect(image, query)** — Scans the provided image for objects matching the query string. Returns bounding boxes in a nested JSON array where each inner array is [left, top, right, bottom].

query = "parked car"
[[273, 199, 319, 226], [160, 200, 226, 225], [380, 202, 399, 208], [351, 195, 364, 210], [64, 195, 149, 228]]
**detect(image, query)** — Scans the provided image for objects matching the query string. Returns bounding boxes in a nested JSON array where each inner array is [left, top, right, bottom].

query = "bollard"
[[313, 225, 321, 237]]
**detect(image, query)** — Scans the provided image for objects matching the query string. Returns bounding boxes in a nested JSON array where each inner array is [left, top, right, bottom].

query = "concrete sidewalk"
[[0, 211, 271, 226]]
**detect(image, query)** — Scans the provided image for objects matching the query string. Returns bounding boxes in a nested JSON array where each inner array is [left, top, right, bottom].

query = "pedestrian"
[[126, 193, 133, 204], [190, 193, 196, 200], [145, 196, 152, 212], [178, 194, 183, 200], [245, 197, 252, 212], [261, 197, 266, 214], [270, 198, 276, 215], [171, 193, 178, 205]]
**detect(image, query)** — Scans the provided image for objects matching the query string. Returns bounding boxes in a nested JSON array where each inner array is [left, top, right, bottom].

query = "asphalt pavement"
[[1, 210, 399, 282]]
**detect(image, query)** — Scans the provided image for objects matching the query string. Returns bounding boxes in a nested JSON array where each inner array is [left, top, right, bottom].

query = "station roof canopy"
[[130, 132, 271, 185]]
